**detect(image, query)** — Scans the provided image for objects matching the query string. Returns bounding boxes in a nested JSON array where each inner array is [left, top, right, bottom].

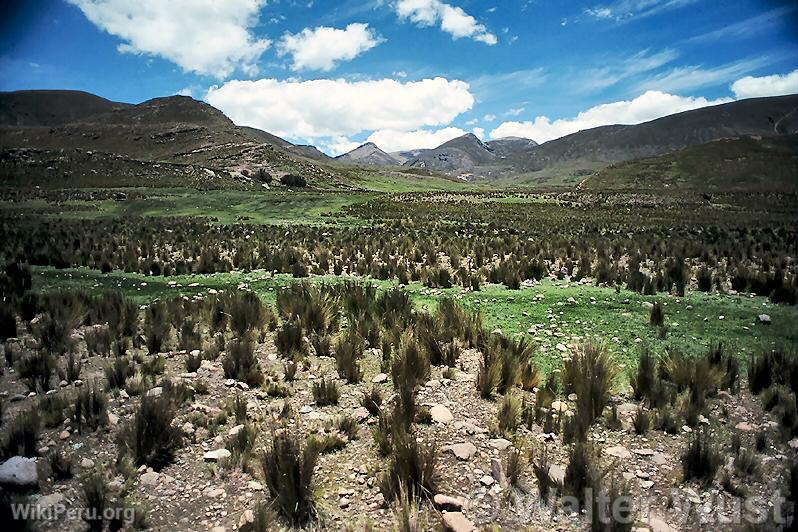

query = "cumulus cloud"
[[277, 23, 383, 71], [731, 69, 798, 99], [366, 127, 467, 152], [205, 77, 474, 139], [489, 90, 731, 144], [68, 0, 270, 78], [395, 0, 497, 45]]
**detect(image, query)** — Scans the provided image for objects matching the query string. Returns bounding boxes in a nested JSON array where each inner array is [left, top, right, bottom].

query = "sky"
[[1, 0, 797, 155]]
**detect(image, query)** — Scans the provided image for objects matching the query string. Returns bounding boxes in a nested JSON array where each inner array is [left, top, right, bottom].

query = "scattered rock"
[[203, 449, 231, 463], [430, 404, 454, 424], [488, 438, 512, 451], [735, 422, 755, 432], [434, 494, 465, 512], [442, 511, 475, 532], [604, 446, 631, 459], [446, 443, 478, 461], [479, 475, 495, 487], [140, 471, 160, 486], [758, 314, 771, 325], [372, 373, 388, 383]]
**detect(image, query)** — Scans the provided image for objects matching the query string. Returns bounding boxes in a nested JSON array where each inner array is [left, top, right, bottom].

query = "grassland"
[[33, 266, 796, 376]]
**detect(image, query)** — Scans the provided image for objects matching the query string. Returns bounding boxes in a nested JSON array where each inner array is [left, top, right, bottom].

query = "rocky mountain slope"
[[336, 142, 400, 166], [581, 134, 798, 193]]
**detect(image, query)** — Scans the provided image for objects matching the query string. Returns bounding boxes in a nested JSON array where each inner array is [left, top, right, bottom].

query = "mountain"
[[336, 142, 399, 166], [403, 133, 497, 175], [581, 134, 798, 193], [0, 89, 343, 187], [485, 136, 538, 158], [502, 94, 798, 185]]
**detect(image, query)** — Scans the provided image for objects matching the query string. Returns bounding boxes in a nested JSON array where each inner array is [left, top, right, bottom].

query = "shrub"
[[280, 174, 307, 187], [1, 409, 40, 459], [74, 382, 109, 433], [655, 407, 679, 434], [681, 430, 721, 487], [16, 351, 57, 391], [372, 409, 393, 456], [261, 429, 318, 525], [124, 371, 151, 396], [312, 378, 339, 406], [232, 393, 248, 424], [141, 354, 166, 377], [379, 426, 438, 501], [223, 339, 263, 386], [734, 448, 760, 478], [118, 395, 183, 470], [84, 327, 112, 356]]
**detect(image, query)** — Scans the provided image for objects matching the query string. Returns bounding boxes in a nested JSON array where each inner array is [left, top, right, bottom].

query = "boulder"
[[0, 456, 39, 489], [433, 494, 465, 512], [604, 445, 632, 459], [446, 443, 478, 461], [203, 449, 231, 463]]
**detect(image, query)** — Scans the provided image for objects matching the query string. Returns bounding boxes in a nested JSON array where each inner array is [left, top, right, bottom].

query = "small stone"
[[491, 458, 507, 486], [372, 373, 388, 383], [59, 430, 70, 441], [488, 438, 512, 451], [140, 471, 160, 486], [480, 475, 494, 487], [632, 448, 655, 457], [735, 422, 755, 432], [228, 425, 245, 437], [442, 511, 475, 532], [549, 464, 565, 484], [434, 494, 465, 512], [604, 445, 631, 459], [80, 458, 95, 469], [248, 481, 264, 491], [758, 314, 771, 325], [203, 449, 231, 462], [430, 404, 454, 424], [446, 443, 478, 461], [339, 497, 350, 509], [146, 387, 163, 397], [238, 509, 255, 529], [352, 406, 370, 423]]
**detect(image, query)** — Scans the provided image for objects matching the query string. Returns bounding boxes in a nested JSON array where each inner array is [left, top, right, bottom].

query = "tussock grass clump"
[[40, 392, 71, 428], [275, 318, 306, 358], [16, 350, 57, 391], [391, 332, 430, 389], [82, 471, 109, 531], [563, 442, 601, 511], [49, 449, 73, 480], [633, 407, 650, 435], [118, 395, 182, 470], [105, 357, 133, 389], [649, 301, 664, 326], [223, 338, 263, 386], [312, 378, 339, 406], [84, 326, 112, 357], [497, 392, 522, 436], [64, 352, 82, 383], [734, 448, 760, 478], [531, 447, 560, 501], [591, 473, 633, 532], [74, 381, 109, 433], [283, 360, 298, 382], [261, 429, 318, 526], [379, 426, 438, 501], [563, 343, 616, 434], [655, 407, 680, 434], [414, 406, 432, 424], [476, 349, 501, 399], [505, 446, 525, 489], [1, 409, 40, 459], [185, 350, 202, 372], [681, 430, 721, 487], [334, 329, 363, 383], [630, 345, 657, 402], [230, 291, 267, 338], [361, 386, 383, 416]]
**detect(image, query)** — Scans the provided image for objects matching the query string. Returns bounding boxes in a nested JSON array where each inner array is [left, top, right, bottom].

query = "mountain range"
[[1, 89, 796, 191]]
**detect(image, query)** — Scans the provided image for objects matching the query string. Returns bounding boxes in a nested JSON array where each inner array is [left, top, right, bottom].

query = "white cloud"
[[731, 69, 798, 99], [324, 136, 363, 156], [277, 23, 383, 72], [489, 90, 731, 144], [367, 127, 466, 152], [205, 77, 474, 139], [176, 87, 194, 97], [635, 57, 770, 93], [395, 0, 497, 45], [482, 113, 496, 121], [68, 0, 270, 78], [584, 0, 698, 23], [503, 107, 525, 117], [472, 127, 485, 139]]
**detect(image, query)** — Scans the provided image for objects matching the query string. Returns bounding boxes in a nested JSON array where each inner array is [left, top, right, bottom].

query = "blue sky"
[[2, 0, 797, 154]]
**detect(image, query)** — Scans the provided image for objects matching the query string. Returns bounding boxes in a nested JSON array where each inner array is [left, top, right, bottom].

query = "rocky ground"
[[0, 308, 795, 532]]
